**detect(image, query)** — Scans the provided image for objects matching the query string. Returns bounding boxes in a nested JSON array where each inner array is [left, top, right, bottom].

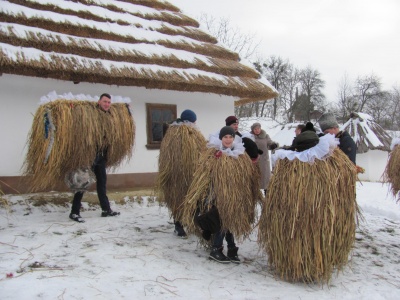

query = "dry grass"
[[155, 124, 207, 221], [23, 100, 135, 193], [181, 148, 262, 241], [258, 149, 358, 283], [383, 145, 400, 202]]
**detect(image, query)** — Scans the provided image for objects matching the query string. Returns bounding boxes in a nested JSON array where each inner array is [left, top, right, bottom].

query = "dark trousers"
[[212, 230, 236, 249], [71, 154, 110, 214]]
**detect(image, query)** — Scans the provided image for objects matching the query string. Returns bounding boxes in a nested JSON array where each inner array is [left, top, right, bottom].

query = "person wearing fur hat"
[[318, 112, 357, 164], [250, 122, 278, 193], [157, 109, 207, 238]]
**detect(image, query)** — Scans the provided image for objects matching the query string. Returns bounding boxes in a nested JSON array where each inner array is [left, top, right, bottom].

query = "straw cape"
[[259, 135, 358, 283], [181, 144, 261, 241], [383, 138, 400, 202], [156, 122, 207, 221], [0, 0, 277, 106], [23, 93, 135, 192]]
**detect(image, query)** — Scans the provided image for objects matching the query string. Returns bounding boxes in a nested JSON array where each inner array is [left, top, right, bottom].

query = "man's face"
[[230, 122, 239, 132], [324, 127, 339, 135], [98, 95, 111, 111], [221, 135, 234, 148], [295, 127, 302, 136]]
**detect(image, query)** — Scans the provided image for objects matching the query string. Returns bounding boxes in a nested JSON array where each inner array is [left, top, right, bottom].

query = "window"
[[146, 103, 176, 149]]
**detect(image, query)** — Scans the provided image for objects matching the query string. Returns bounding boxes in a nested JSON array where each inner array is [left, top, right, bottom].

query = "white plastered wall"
[[0, 74, 235, 176], [356, 150, 389, 182]]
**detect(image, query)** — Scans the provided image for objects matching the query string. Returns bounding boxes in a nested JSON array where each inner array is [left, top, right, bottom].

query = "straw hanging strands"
[[383, 145, 400, 202], [258, 148, 358, 283], [156, 124, 207, 221], [181, 148, 261, 241], [23, 100, 135, 192]]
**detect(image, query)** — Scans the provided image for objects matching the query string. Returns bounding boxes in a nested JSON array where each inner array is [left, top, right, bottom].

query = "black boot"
[[101, 210, 120, 217], [174, 221, 187, 239], [209, 247, 230, 264], [227, 246, 240, 263]]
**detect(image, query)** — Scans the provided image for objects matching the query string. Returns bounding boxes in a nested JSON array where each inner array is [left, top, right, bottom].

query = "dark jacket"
[[336, 130, 356, 164], [293, 131, 319, 152], [288, 122, 319, 152]]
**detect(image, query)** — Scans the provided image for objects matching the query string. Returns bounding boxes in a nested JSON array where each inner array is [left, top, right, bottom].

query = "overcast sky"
[[169, 0, 399, 103]]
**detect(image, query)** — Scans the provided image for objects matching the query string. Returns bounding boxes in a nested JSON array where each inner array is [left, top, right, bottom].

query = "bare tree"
[[387, 85, 400, 130], [296, 66, 326, 120], [336, 73, 356, 120], [253, 56, 291, 119], [199, 14, 261, 60], [354, 73, 382, 112]]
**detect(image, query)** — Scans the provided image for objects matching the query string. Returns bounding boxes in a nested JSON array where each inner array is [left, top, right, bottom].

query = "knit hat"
[[301, 122, 316, 133], [318, 112, 339, 132], [251, 122, 261, 132], [225, 116, 238, 126], [219, 126, 235, 140], [180, 109, 197, 123]]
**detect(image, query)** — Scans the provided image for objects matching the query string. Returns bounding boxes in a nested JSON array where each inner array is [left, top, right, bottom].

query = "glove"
[[242, 137, 261, 159], [269, 143, 279, 150]]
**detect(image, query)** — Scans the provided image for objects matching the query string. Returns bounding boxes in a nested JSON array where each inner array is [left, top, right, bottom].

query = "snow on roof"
[[341, 112, 392, 153], [39, 91, 131, 104], [0, 0, 278, 104]]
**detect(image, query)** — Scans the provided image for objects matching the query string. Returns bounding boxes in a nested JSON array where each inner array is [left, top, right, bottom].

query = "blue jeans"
[[212, 230, 236, 249]]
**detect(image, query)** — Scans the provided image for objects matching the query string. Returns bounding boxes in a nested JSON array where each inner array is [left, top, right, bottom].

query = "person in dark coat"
[[288, 122, 320, 152], [318, 112, 357, 164]]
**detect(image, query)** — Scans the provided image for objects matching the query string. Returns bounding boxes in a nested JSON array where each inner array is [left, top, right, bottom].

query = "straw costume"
[[384, 138, 400, 202], [156, 109, 207, 238], [258, 132, 358, 283], [181, 126, 261, 263], [23, 92, 135, 219]]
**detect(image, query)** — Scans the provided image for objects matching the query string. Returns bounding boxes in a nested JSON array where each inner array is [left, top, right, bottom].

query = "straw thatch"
[[258, 148, 358, 283], [156, 123, 207, 221], [23, 100, 135, 192], [341, 112, 392, 154], [383, 145, 400, 202], [0, 0, 278, 104], [181, 148, 261, 241]]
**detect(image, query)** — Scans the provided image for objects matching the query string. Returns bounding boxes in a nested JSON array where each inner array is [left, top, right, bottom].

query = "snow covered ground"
[[0, 182, 399, 299]]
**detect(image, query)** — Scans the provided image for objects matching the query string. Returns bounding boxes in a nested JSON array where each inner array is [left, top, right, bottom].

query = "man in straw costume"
[[181, 126, 261, 264], [258, 122, 358, 283], [23, 92, 135, 223], [156, 109, 207, 238], [70, 93, 121, 222], [384, 138, 400, 202]]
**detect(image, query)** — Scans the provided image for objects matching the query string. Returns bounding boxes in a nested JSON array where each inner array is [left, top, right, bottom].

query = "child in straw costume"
[[181, 126, 261, 264], [23, 93, 135, 222], [258, 124, 358, 283], [156, 109, 207, 238], [383, 138, 400, 202]]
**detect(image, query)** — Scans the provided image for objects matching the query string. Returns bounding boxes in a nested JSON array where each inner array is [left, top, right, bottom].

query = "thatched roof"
[[341, 112, 392, 153], [0, 0, 278, 105]]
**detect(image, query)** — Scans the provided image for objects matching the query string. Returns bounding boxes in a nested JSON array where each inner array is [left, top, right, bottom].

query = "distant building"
[[342, 112, 392, 181]]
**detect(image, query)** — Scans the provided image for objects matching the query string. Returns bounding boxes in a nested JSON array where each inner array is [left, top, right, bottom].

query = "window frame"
[[145, 103, 177, 150]]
